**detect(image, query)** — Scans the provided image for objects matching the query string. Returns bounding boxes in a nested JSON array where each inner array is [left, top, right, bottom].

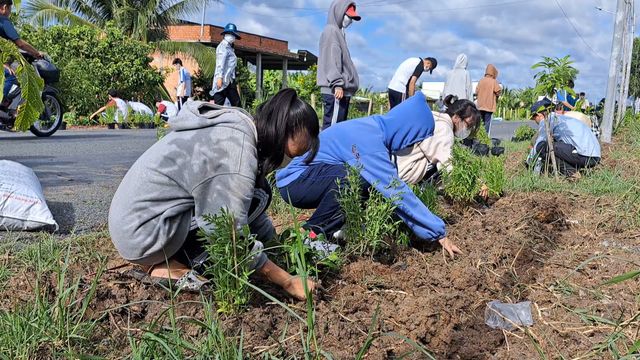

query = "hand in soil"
[[283, 276, 317, 301], [438, 237, 463, 259]]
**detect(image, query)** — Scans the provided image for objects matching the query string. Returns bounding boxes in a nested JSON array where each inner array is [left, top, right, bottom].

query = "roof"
[[167, 23, 317, 70]]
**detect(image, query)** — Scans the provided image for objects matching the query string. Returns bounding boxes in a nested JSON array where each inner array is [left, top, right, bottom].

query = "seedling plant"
[[200, 210, 256, 314]]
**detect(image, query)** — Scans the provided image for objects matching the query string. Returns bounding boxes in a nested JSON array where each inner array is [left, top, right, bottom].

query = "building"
[[153, 22, 317, 101]]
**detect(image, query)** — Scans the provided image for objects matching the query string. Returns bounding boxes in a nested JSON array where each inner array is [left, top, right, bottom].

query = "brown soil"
[[4, 191, 638, 359]]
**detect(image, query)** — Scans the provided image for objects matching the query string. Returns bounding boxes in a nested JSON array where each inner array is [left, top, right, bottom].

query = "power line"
[[553, 0, 606, 59]]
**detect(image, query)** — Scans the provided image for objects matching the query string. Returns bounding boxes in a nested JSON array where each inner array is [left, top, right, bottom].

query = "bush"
[[472, 123, 492, 145], [200, 210, 255, 314], [513, 124, 538, 142], [442, 145, 483, 203], [481, 155, 506, 197], [22, 23, 164, 116], [442, 144, 506, 203], [338, 166, 403, 256]]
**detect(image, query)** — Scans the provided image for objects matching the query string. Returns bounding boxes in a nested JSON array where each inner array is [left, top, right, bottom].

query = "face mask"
[[224, 34, 236, 44], [454, 122, 471, 139], [342, 15, 353, 29]]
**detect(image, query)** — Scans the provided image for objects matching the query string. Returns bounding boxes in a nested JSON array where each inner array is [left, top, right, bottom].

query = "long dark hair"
[[254, 88, 319, 175], [443, 95, 480, 129]]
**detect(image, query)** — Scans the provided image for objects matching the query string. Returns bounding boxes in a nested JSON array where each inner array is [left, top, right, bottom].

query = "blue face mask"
[[224, 34, 236, 44]]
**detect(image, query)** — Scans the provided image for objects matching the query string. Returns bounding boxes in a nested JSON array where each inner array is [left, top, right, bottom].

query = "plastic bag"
[[484, 300, 533, 330]]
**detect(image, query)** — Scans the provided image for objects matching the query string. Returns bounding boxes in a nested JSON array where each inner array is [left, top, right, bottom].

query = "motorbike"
[[0, 53, 64, 137]]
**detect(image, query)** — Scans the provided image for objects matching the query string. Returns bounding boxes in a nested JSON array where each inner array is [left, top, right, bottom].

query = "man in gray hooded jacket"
[[317, 0, 361, 130]]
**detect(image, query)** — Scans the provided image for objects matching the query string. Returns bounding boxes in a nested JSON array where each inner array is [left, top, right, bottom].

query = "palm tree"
[[22, 0, 216, 76]]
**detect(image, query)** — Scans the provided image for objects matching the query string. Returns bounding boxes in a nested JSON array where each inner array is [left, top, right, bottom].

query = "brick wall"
[[167, 25, 290, 56]]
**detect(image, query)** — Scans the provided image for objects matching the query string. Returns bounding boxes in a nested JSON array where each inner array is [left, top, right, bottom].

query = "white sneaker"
[[332, 229, 346, 241]]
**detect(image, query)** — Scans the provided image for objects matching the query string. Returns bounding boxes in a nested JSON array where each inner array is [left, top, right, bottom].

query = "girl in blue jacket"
[[276, 92, 471, 257]]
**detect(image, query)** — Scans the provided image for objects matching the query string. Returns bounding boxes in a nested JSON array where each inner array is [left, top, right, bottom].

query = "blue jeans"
[[480, 110, 493, 135], [279, 163, 368, 237], [3, 68, 18, 101]]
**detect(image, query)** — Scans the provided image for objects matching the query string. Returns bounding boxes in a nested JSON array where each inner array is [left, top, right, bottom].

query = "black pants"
[[279, 163, 368, 238], [177, 96, 189, 111], [213, 82, 241, 107], [535, 141, 600, 176], [480, 111, 493, 135], [321, 94, 351, 130], [388, 89, 405, 109]]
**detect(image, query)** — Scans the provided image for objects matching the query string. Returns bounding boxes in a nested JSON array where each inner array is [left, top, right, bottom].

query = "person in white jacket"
[[395, 95, 487, 199], [443, 53, 472, 101]]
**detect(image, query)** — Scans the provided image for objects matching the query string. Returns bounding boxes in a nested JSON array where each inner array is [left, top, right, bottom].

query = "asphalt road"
[[0, 121, 533, 236], [0, 129, 157, 234]]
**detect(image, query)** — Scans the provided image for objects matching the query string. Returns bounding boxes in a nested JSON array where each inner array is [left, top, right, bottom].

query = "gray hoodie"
[[443, 53, 472, 100], [316, 0, 359, 96], [108, 101, 274, 265]]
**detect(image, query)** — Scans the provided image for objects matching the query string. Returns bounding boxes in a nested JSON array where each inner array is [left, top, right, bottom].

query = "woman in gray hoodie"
[[108, 89, 320, 300]]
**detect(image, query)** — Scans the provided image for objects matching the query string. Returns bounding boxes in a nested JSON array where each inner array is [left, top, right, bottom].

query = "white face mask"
[[454, 121, 471, 139], [342, 15, 353, 29], [224, 34, 236, 44]]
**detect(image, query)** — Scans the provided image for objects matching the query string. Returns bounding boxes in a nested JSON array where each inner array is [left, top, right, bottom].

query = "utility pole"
[[619, 0, 635, 125], [602, 0, 628, 143]]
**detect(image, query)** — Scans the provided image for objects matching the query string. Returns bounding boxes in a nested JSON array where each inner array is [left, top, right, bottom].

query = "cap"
[[346, 4, 361, 21], [425, 57, 438, 74], [530, 98, 552, 118]]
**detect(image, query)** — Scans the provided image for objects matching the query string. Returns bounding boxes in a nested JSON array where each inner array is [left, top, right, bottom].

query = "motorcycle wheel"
[[29, 92, 63, 137]]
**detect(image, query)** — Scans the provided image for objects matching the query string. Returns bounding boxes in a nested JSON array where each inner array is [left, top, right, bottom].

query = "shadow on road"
[[0, 133, 128, 141]]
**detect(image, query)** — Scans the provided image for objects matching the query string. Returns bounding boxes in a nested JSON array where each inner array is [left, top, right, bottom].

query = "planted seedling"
[[200, 210, 256, 314], [338, 165, 403, 256], [441, 144, 483, 203], [513, 124, 538, 142]]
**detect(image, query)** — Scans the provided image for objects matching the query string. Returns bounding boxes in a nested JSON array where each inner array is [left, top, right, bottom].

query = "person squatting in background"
[[443, 53, 472, 101], [317, 0, 361, 130], [527, 98, 600, 178], [276, 92, 462, 259], [108, 89, 320, 299], [387, 56, 437, 109], [475, 64, 501, 136], [211, 23, 241, 107]]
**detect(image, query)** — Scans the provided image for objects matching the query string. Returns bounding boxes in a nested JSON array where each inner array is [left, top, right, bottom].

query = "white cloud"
[[196, 0, 624, 101]]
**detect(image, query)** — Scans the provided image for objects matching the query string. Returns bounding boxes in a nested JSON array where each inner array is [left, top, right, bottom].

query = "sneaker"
[[332, 229, 346, 241]]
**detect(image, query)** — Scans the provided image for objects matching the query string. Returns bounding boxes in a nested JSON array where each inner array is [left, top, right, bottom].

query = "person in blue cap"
[[528, 98, 601, 178], [211, 23, 241, 107], [276, 92, 462, 258]]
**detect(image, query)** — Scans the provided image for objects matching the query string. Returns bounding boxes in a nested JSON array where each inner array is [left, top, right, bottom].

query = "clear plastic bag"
[[484, 300, 534, 330]]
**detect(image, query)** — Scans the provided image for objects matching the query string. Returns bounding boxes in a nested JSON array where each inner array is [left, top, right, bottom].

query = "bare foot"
[[147, 259, 191, 280], [283, 276, 317, 301]]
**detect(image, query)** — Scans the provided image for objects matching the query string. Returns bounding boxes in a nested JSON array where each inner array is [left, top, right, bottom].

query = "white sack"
[[0, 160, 57, 231]]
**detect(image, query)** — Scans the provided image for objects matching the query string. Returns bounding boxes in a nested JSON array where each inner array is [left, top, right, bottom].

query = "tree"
[[22, 0, 216, 77], [532, 55, 578, 99], [22, 23, 164, 115]]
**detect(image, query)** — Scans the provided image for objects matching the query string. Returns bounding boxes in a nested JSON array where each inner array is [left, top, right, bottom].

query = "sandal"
[[125, 268, 209, 292]]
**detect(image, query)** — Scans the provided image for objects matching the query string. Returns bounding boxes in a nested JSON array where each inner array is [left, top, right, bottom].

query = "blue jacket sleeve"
[[352, 150, 446, 242]]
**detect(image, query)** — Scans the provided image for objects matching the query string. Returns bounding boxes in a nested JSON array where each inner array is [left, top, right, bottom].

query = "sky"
[[193, 0, 635, 102]]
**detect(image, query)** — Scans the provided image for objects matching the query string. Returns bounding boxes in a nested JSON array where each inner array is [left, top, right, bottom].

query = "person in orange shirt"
[[474, 64, 501, 136]]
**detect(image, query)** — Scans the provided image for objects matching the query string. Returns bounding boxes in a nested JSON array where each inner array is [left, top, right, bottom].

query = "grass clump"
[[200, 210, 256, 314], [481, 155, 506, 197], [338, 165, 403, 256], [512, 124, 538, 142], [442, 145, 483, 203]]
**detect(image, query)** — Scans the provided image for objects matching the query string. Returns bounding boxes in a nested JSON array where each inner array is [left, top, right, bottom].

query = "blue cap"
[[221, 23, 241, 39]]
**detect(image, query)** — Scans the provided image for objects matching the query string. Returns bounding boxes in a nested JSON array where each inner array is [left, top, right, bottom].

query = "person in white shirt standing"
[[173, 58, 192, 110], [388, 56, 437, 109]]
